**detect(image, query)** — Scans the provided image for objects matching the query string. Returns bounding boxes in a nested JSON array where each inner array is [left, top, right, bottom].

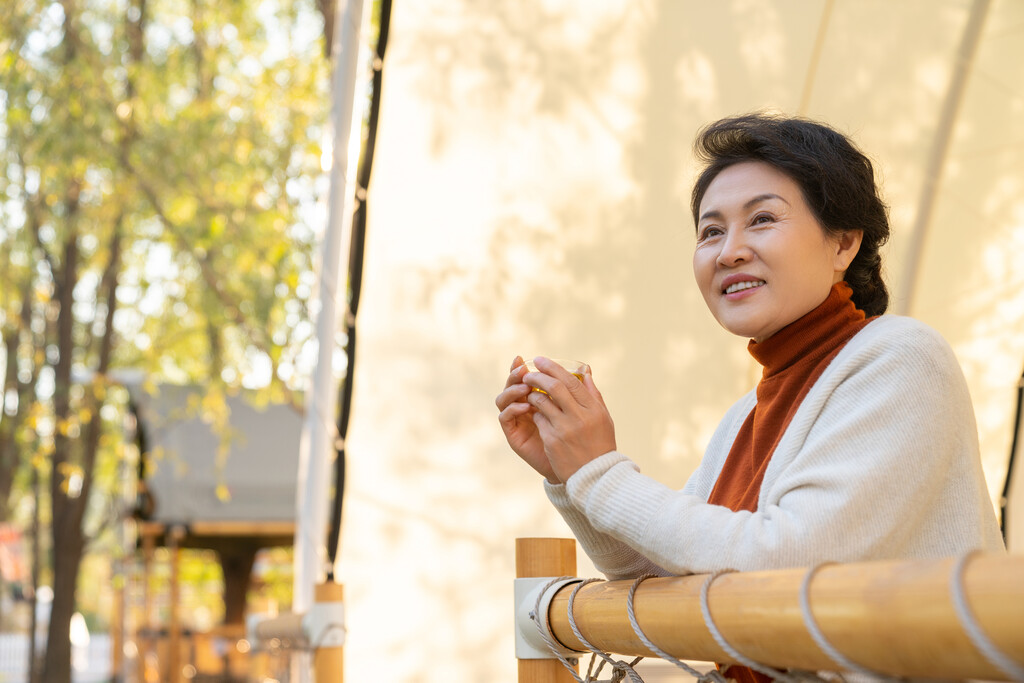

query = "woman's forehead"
[[700, 161, 802, 212]]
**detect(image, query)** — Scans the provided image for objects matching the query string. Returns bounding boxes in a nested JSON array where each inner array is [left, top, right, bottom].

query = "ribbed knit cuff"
[[565, 451, 630, 495], [565, 450, 671, 550], [543, 478, 571, 506], [543, 461, 638, 560]]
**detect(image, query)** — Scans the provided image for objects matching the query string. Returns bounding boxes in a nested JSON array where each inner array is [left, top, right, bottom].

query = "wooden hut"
[[124, 384, 302, 682]]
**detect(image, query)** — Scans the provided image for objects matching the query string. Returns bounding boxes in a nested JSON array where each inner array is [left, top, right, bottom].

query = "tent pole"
[[797, 0, 834, 115], [897, 0, 991, 315], [292, 0, 365, 680]]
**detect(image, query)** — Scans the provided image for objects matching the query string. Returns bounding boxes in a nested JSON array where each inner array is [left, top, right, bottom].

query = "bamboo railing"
[[515, 538, 1024, 682]]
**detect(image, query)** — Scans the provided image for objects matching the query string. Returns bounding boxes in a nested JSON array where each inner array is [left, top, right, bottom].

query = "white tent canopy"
[[334, 1, 1024, 680]]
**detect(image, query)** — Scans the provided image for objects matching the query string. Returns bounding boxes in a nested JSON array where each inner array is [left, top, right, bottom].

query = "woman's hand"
[[496, 356, 559, 483], [524, 356, 617, 483]]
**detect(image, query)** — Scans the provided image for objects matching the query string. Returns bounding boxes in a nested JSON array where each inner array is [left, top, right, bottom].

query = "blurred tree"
[[0, 0, 329, 679]]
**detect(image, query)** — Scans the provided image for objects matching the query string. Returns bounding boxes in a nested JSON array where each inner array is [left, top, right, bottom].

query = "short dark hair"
[[690, 112, 891, 317]]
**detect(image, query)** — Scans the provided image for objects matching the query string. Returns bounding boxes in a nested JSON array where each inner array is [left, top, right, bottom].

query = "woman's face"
[[692, 161, 861, 342]]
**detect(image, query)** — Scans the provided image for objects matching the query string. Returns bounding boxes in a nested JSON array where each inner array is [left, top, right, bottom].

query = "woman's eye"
[[698, 226, 723, 241], [753, 214, 773, 225]]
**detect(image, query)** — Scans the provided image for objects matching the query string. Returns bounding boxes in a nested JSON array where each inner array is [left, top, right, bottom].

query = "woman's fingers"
[[498, 399, 533, 426], [497, 356, 531, 411], [503, 356, 529, 390], [495, 381, 531, 411], [523, 357, 589, 414]]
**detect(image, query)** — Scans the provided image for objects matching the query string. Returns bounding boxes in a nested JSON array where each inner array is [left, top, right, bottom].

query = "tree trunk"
[[0, 323, 19, 518], [42, 532, 83, 683], [29, 463, 41, 683], [219, 545, 257, 626], [43, 225, 81, 683]]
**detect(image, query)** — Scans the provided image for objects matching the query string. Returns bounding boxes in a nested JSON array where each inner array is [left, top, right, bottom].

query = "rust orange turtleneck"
[[707, 282, 871, 683]]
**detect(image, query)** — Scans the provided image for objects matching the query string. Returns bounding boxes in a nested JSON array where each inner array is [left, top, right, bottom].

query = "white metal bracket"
[[514, 576, 584, 659], [247, 600, 346, 650], [303, 600, 346, 648]]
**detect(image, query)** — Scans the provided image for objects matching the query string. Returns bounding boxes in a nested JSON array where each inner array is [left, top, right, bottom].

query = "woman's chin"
[[719, 320, 771, 341]]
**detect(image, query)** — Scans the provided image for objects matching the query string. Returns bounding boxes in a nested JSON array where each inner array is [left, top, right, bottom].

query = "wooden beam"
[[136, 520, 296, 538], [190, 520, 295, 537]]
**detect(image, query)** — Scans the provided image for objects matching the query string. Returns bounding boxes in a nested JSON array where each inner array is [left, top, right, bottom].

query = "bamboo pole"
[[516, 538, 579, 683], [313, 582, 345, 682], [539, 552, 1023, 681]]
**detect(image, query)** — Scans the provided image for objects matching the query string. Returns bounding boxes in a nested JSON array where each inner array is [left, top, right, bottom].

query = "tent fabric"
[[332, 1, 1024, 680]]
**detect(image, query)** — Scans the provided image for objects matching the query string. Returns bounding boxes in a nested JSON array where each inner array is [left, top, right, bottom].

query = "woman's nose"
[[716, 229, 752, 267]]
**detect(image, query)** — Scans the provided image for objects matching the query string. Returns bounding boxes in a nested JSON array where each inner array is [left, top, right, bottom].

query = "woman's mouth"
[[724, 279, 766, 295]]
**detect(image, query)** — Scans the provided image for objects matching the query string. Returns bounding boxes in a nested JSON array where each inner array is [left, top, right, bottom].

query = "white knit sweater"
[[545, 315, 1005, 579]]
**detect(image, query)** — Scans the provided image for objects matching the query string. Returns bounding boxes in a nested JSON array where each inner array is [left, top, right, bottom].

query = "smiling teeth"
[[725, 280, 766, 294]]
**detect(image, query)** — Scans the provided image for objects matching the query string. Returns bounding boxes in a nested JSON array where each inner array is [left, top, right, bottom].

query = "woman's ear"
[[833, 230, 863, 272]]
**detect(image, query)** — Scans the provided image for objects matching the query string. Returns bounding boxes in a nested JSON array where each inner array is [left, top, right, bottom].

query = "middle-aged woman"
[[495, 113, 1004, 682]]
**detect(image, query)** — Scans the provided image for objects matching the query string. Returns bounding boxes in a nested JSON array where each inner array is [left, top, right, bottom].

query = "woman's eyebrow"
[[699, 193, 790, 223], [698, 208, 724, 223], [744, 193, 790, 209]]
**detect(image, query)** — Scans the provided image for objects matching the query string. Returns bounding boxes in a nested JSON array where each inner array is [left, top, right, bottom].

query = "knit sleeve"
[[562, 317, 1003, 575], [544, 457, 670, 580]]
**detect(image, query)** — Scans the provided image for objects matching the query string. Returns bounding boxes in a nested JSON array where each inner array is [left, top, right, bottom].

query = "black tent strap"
[[326, 0, 393, 578], [999, 364, 1024, 544]]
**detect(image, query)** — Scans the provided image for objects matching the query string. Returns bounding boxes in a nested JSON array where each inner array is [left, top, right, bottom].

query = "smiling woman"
[[495, 112, 1006, 682]]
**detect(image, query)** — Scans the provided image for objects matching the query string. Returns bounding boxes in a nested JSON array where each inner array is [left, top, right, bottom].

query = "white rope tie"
[[798, 563, 899, 681], [530, 576, 586, 683], [566, 579, 645, 683], [624, 574, 730, 683], [700, 569, 828, 683], [949, 551, 1024, 682], [531, 576, 644, 683]]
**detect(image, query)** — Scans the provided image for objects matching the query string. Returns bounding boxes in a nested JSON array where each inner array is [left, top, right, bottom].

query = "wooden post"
[[313, 582, 345, 682], [111, 562, 123, 682], [168, 525, 184, 683], [516, 538, 578, 683], [140, 528, 155, 683]]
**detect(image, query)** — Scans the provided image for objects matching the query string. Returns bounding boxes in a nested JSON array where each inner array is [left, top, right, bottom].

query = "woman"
[[495, 113, 1004, 681]]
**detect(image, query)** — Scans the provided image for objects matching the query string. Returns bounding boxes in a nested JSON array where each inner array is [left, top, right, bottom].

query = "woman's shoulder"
[[848, 314, 956, 359], [832, 314, 966, 387], [856, 313, 944, 341]]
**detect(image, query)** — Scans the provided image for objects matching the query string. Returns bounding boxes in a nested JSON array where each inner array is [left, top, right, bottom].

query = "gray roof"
[[129, 384, 303, 526]]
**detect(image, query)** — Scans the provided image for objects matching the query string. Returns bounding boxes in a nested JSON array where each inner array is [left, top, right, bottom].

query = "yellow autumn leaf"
[[215, 484, 231, 502], [234, 139, 253, 163], [167, 195, 198, 223], [209, 214, 227, 238]]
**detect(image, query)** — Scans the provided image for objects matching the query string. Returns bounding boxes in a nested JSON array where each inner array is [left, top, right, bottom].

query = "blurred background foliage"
[[0, 0, 333, 678]]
